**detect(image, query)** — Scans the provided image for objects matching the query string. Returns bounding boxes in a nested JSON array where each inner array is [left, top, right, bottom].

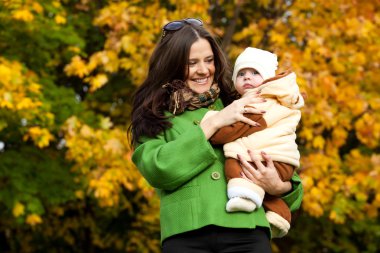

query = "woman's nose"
[[196, 62, 207, 74]]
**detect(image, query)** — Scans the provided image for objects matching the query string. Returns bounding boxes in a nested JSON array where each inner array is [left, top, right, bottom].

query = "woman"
[[129, 18, 303, 253]]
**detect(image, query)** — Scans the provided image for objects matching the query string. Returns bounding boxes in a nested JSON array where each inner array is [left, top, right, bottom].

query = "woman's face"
[[185, 38, 215, 94]]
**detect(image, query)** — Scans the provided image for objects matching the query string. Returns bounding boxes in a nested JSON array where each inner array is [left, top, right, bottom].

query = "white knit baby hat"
[[232, 47, 278, 83]]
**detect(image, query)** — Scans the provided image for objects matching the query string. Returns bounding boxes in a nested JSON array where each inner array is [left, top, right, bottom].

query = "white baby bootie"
[[226, 197, 257, 212]]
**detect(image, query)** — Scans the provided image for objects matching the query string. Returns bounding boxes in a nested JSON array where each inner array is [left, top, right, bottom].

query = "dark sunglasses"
[[161, 18, 203, 39]]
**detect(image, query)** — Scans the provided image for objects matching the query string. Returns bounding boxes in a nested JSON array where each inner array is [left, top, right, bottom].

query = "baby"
[[202, 47, 304, 237]]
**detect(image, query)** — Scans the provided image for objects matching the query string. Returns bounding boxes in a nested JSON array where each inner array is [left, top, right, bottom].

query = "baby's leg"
[[225, 158, 264, 212], [263, 195, 291, 238]]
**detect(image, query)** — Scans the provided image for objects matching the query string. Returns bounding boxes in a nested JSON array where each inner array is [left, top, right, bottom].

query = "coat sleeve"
[[281, 172, 303, 212], [210, 114, 268, 144], [132, 124, 218, 191]]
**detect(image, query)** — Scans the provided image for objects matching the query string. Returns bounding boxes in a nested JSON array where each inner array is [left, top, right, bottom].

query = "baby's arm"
[[205, 112, 267, 144], [273, 161, 295, 182]]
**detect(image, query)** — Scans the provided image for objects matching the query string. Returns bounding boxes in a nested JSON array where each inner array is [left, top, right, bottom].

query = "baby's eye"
[[252, 70, 259, 75], [238, 71, 245, 76]]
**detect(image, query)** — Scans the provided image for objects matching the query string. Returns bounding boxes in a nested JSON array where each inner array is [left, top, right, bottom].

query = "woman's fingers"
[[243, 106, 266, 115], [212, 92, 266, 129], [239, 116, 261, 127], [239, 150, 290, 196], [241, 92, 266, 105], [247, 150, 266, 172], [240, 171, 250, 181], [238, 154, 260, 182], [260, 151, 274, 169]]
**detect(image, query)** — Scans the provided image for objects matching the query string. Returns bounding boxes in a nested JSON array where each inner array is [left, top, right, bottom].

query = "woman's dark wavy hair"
[[129, 22, 237, 146]]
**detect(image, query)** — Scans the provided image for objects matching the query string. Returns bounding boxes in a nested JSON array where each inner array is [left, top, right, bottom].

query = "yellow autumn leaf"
[[332, 127, 348, 147], [63, 116, 81, 136], [32, 2, 44, 14], [104, 138, 123, 155], [371, 154, 380, 168], [0, 92, 13, 109], [102, 51, 119, 73], [270, 31, 286, 44], [355, 192, 368, 202], [345, 176, 357, 188], [329, 210, 345, 224], [79, 125, 94, 138], [27, 82, 42, 94], [87, 73, 108, 92], [331, 58, 346, 73], [26, 214, 42, 226], [99, 117, 113, 130], [0, 64, 12, 84], [350, 52, 366, 65], [67, 46, 81, 53], [12, 9, 34, 22], [310, 187, 323, 199], [306, 201, 324, 217], [301, 175, 314, 189], [312, 135, 325, 149], [355, 113, 380, 148], [75, 190, 85, 199], [94, 187, 111, 199], [16, 97, 36, 110], [24, 127, 54, 148], [54, 14, 67, 25], [375, 194, 380, 205], [52, 1, 61, 8], [300, 127, 314, 141], [368, 97, 380, 110], [119, 58, 133, 70], [13, 202, 25, 217], [64, 56, 89, 78], [366, 205, 379, 218], [37, 132, 54, 148], [121, 36, 137, 54]]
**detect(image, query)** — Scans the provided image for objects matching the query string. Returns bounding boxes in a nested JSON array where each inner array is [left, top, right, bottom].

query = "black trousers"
[[162, 225, 272, 253]]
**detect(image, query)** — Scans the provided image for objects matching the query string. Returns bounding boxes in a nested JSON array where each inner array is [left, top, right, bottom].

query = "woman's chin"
[[195, 87, 211, 94], [190, 83, 212, 94]]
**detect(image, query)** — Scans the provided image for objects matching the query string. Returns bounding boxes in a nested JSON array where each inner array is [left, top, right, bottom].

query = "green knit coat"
[[132, 98, 303, 243]]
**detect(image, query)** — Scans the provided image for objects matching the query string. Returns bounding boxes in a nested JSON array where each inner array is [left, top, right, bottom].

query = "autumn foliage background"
[[1, 0, 380, 252]]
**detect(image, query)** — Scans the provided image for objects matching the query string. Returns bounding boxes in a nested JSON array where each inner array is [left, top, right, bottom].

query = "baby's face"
[[235, 68, 264, 95]]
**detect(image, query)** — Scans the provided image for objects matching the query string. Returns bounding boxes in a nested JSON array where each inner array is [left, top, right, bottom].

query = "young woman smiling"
[[129, 18, 303, 253]]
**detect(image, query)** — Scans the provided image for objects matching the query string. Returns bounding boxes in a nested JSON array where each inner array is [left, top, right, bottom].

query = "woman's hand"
[[200, 92, 265, 138], [238, 150, 292, 196]]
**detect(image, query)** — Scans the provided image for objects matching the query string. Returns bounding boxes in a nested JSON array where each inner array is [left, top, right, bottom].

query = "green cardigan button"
[[208, 105, 216, 110], [193, 120, 200, 125], [211, 171, 221, 180]]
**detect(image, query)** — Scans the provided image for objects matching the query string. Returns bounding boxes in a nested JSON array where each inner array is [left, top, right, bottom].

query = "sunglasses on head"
[[161, 18, 203, 39]]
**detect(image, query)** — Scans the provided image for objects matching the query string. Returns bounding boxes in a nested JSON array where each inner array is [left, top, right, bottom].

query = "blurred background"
[[0, 0, 379, 252]]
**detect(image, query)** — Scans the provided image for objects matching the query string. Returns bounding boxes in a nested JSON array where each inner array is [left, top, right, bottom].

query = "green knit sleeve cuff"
[[281, 172, 303, 212]]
